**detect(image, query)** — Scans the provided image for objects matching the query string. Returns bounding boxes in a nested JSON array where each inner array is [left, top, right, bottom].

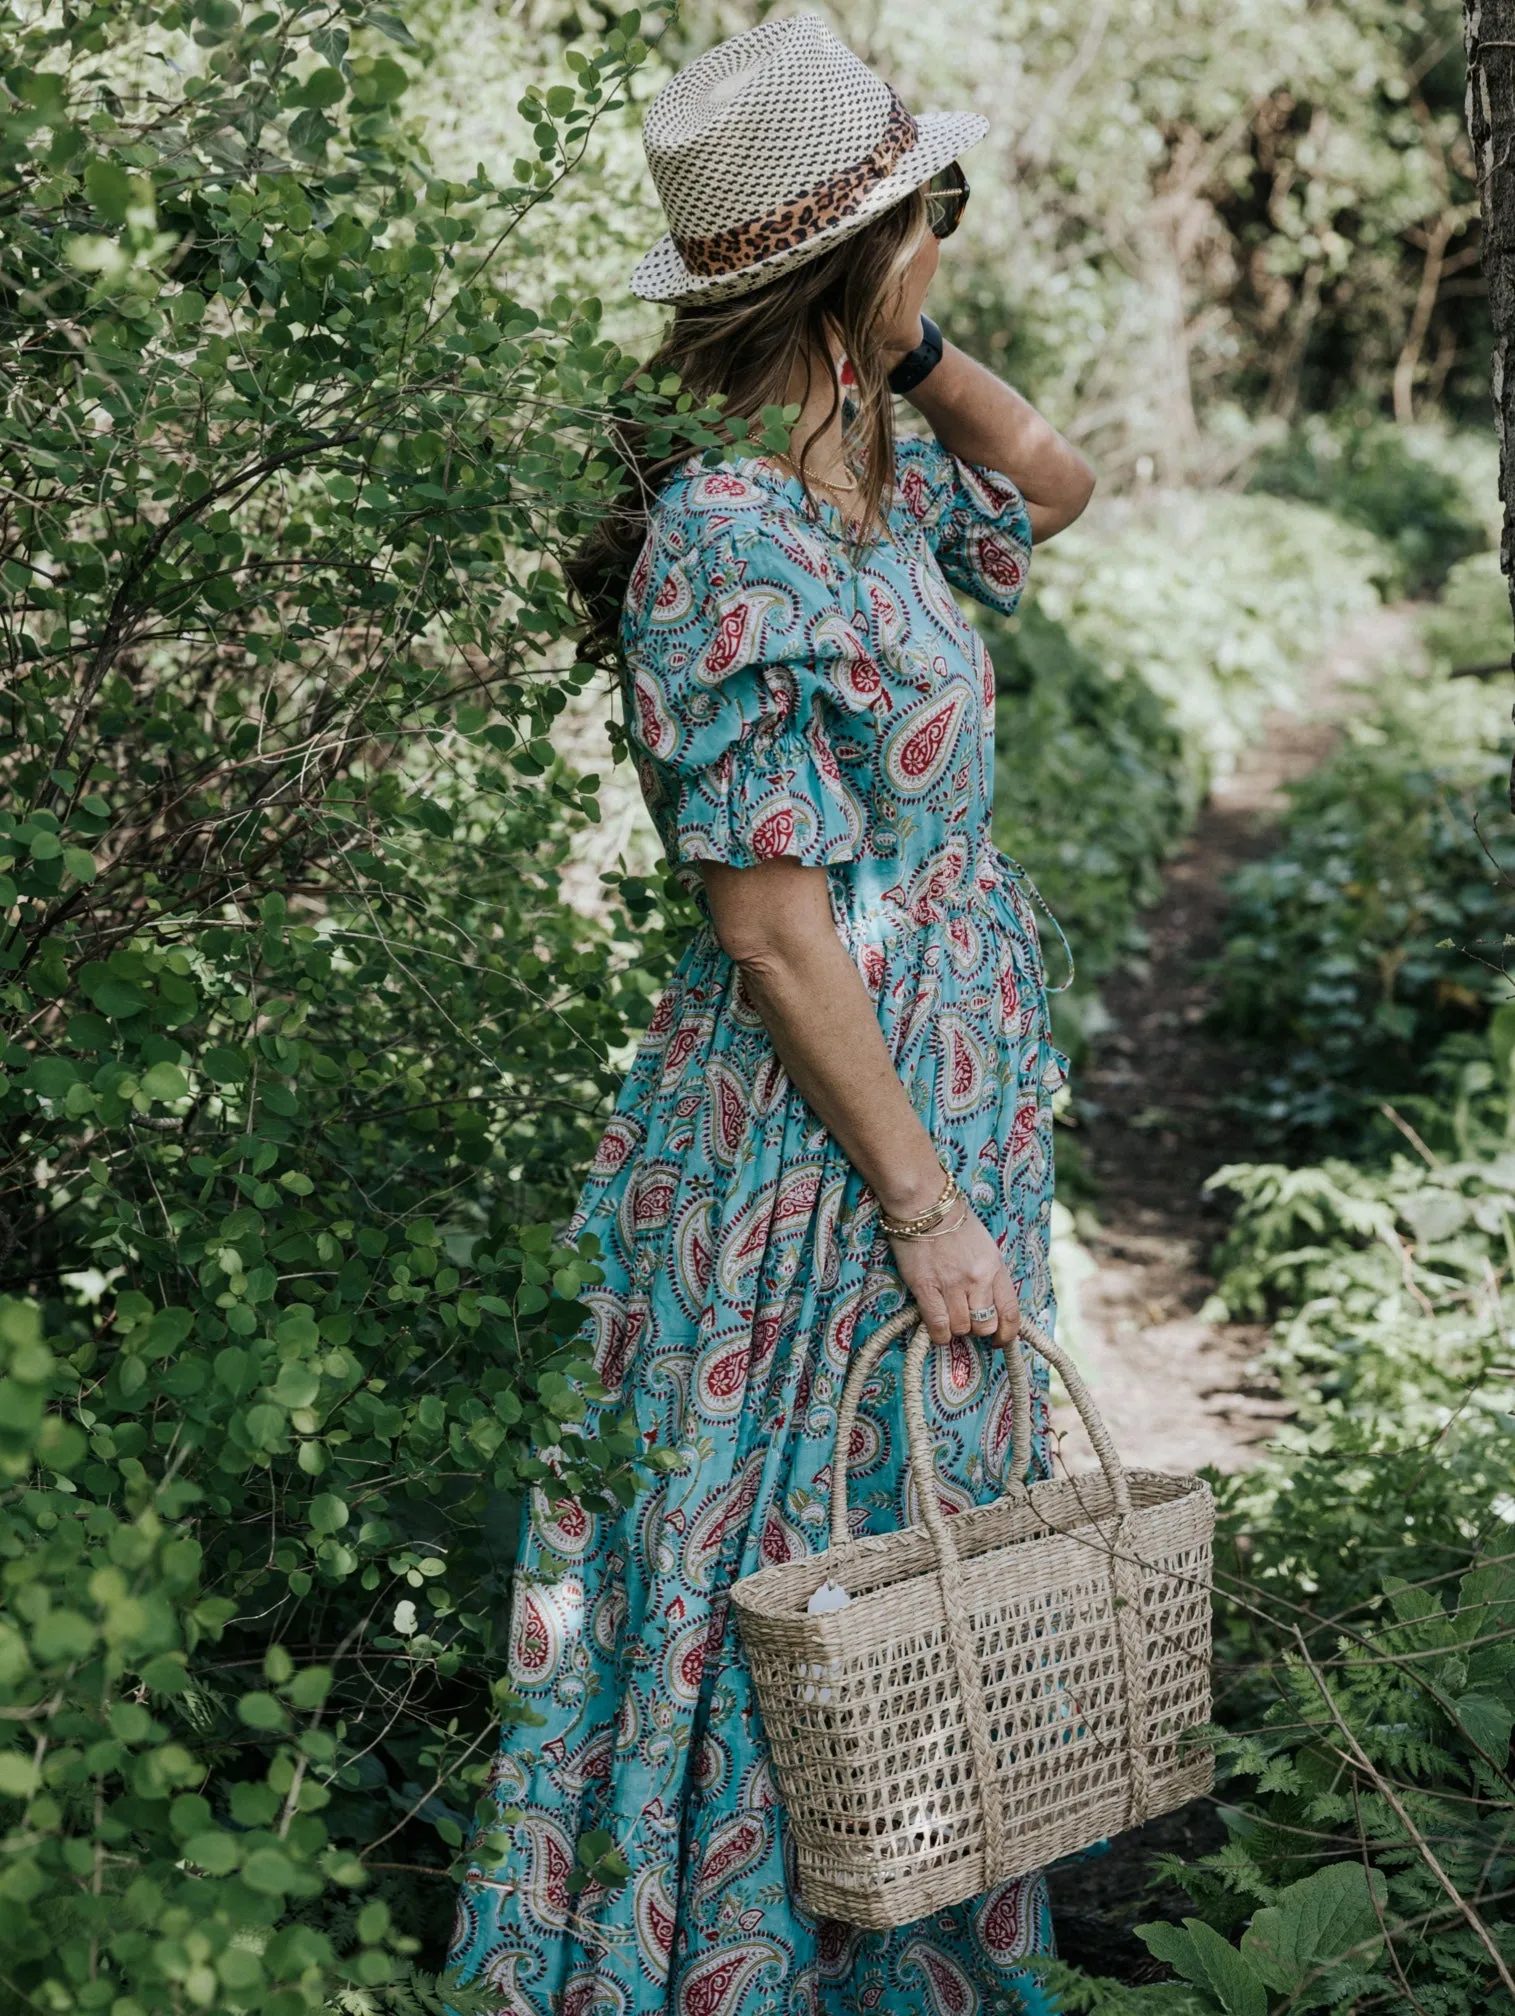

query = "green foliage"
[[989, 604, 1192, 1038], [0, 3, 1502, 2008], [1212, 672, 1515, 1148], [1033, 435, 1515, 2015], [0, 1, 793, 2005], [1117, 1862, 1387, 2013], [413, 0, 1493, 481], [1092, 1051, 1515, 2010], [983, 490, 1392, 1062], [1247, 415, 1489, 595], [1047, 1119, 1515, 2011], [1032, 492, 1388, 791], [1421, 547, 1514, 674]]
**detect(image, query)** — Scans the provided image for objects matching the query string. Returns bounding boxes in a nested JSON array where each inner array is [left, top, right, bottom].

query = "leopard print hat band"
[[629, 13, 989, 307], [672, 84, 920, 281]]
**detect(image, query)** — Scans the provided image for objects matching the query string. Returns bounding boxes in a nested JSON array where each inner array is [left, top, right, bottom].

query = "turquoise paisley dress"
[[448, 430, 1071, 2016]]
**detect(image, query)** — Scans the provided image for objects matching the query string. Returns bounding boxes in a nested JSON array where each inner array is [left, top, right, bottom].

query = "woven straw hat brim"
[[630, 109, 989, 306]]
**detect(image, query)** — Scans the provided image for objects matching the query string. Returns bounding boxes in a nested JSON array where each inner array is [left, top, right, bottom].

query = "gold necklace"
[[773, 450, 859, 495]]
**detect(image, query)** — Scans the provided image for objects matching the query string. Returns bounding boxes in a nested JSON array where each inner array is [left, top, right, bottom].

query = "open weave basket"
[[729, 1306, 1214, 1929]]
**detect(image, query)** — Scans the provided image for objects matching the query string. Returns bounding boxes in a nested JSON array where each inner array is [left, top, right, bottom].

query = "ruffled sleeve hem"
[[894, 432, 1034, 617], [671, 714, 865, 887]]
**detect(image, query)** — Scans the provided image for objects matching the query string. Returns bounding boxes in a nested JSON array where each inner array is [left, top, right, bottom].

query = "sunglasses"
[[925, 161, 970, 240]]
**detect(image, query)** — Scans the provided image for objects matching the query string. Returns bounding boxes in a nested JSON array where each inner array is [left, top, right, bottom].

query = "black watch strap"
[[887, 313, 944, 395]]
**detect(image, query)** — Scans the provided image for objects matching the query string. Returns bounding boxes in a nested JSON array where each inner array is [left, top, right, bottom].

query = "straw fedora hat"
[[630, 12, 989, 305]]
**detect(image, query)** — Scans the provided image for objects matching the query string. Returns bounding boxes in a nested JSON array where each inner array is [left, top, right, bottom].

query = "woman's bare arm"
[[904, 339, 1095, 544], [698, 856, 1020, 1348]]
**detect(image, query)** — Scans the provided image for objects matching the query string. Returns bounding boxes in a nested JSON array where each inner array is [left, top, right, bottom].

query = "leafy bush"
[[981, 492, 1393, 1067], [1421, 547, 1515, 675], [1047, 1106, 1515, 2012], [1247, 414, 1491, 596], [1210, 665, 1515, 1149], [1030, 490, 1389, 789], [0, 4, 776, 2006], [988, 605, 1192, 1045]]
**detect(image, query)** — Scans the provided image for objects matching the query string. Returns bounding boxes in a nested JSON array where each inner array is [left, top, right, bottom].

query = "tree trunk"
[[1464, 0, 1515, 805]]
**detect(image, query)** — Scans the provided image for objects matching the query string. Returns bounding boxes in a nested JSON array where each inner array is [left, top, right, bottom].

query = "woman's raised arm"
[[905, 339, 1095, 544]]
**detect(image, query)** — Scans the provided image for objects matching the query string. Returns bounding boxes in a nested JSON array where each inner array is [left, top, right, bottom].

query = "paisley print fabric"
[[448, 430, 1071, 2016]]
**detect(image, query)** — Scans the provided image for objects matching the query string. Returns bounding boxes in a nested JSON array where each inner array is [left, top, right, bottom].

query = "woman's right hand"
[[887, 1203, 1021, 1351]]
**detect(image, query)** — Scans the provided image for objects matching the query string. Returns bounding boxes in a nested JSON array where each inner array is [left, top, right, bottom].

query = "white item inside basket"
[[797, 1584, 849, 1708], [806, 1578, 852, 1615]]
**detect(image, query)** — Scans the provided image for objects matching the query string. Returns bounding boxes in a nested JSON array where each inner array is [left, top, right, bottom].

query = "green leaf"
[[141, 1061, 189, 1102], [295, 66, 347, 108], [182, 1828, 241, 1874], [240, 1844, 298, 1894], [138, 1655, 189, 1695], [32, 1609, 97, 1662], [1453, 1693, 1513, 1760], [67, 1012, 114, 1051], [214, 1346, 255, 1397], [288, 1664, 332, 1708], [1489, 1001, 1515, 1085], [370, 9, 418, 45], [84, 157, 133, 224], [148, 1306, 193, 1354], [365, 54, 409, 104], [1137, 1921, 1208, 1985], [309, 1492, 349, 1534], [288, 106, 334, 157], [1183, 1920, 1266, 2016], [236, 1691, 287, 1731], [92, 977, 146, 1020], [25, 1057, 79, 1098], [0, 1751, 41, 1799], [272, 1362, 320, 1408], [1240, 1862, 1386, 1992], [1138, 1920, 1265, 2016], [244, 1402, 287, 1449], [62, 846, 96, 883]]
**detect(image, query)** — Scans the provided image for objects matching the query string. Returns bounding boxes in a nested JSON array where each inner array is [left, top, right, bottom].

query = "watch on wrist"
[[887, 313, 944, 395]]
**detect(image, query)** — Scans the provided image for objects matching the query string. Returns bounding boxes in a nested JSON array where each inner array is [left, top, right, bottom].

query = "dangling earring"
[[838, 354, 858, 391]]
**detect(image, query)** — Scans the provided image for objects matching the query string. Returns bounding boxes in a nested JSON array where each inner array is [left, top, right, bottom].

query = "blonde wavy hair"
[[565, 182, 931, 667]]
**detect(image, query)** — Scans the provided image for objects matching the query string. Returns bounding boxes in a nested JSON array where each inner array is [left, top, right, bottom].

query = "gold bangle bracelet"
[[884, 1194, 971, 1242], [878, 1169, 957, 1238], [877, 1164, 954, 1237]]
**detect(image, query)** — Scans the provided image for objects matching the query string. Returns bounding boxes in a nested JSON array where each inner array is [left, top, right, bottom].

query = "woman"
[[449, 14, 1096, 2015]]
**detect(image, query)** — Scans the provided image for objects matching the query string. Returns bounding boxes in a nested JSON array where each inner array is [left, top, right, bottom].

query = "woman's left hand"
[[887, 1201, 1021, 1353]]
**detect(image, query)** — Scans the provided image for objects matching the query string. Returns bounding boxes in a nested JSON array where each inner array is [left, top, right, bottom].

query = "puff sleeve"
[[894, 431, 1033, 617], [620, 512, 869, 890]]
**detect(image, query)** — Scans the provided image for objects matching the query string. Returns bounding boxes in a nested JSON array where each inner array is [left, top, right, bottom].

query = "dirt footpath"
[[1045, 603, 1419, 1977], [1048, 603, 1418, 1481]]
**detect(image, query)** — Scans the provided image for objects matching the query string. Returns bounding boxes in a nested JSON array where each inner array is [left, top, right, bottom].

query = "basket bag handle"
[[828, 1305, 1152, 1878]]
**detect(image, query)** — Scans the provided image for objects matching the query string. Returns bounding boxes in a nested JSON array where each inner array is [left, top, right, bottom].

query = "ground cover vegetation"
[[1212, 652, 1515, 1153], [4, 0, 1515, 2011], [990, 489, 1395, 1058], [1040, 444, 1515, 2014]]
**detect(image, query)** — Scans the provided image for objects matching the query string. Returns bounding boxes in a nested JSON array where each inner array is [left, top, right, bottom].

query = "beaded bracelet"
[[877, 1167, 953, 1237], [885, 1194, 971, 1242], [878, 1166, 958, 1239]]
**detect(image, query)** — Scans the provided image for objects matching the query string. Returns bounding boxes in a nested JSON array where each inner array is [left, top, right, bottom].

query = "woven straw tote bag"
[[729, 1304, 1215, 1929]]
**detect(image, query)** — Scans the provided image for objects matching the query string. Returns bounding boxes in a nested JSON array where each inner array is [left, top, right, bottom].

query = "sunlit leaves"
[[0, 0, 677, 2005]]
